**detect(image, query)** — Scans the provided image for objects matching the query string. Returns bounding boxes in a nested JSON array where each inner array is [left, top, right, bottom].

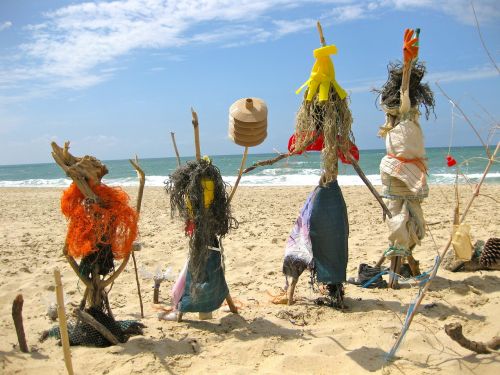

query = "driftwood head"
[[51, 141, 108, 184]]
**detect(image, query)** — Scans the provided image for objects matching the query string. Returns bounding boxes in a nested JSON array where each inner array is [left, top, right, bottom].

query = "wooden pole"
[[316, 22, 391, 219], [54, 269, 74, 375], [228, 146, 249, 203], [387, 142, 499, 359], [129, 156, 146, 318], [12, 294, 29, 353], [170, 132, 181, 167], [191, 108, 201, 161]]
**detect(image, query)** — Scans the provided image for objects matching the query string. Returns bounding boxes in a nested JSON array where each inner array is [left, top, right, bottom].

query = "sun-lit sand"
[[0, 185, 499, 374]]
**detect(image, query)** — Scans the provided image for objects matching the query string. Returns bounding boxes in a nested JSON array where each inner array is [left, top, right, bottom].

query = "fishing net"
[[61, 183, 138, 260], [293, 87, 354, 183], [165, 159, 238, 296], [41, 307, 144, 347]]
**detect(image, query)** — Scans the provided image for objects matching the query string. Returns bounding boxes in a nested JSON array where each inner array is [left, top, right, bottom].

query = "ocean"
[[0, 146, 498, 187]]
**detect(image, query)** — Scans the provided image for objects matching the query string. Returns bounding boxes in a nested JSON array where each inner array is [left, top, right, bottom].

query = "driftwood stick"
[[225, 293, 239, 314], [170, 132, 181, 167], [316, 21, 326, 47], [347, 153, 392, 219], [127, 156, 146, 317], [76, 309, 119, 345], [228, 146, 249, 203], [103, 253, 131, 288], [445, 322, 499, 354], [388, 142, 499, 359], [191, 108, 201, 161], [63, 246, 91, 288], [243, 152, 291, 174], [54, 269, 74, 375], [12, 294, 29, 353]]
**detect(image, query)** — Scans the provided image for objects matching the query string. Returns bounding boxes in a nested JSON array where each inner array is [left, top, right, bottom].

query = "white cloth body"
[[379, 114, 428, 255]]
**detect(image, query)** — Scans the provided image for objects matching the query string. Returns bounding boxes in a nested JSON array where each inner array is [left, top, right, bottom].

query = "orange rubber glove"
[[403, 28, 419, 63]]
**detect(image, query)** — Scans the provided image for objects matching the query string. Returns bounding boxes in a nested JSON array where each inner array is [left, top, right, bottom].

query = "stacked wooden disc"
[[229, 98, 268, 147]]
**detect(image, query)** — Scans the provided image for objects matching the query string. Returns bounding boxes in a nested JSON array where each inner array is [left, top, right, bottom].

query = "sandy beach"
[[0, 185, 498, 374]]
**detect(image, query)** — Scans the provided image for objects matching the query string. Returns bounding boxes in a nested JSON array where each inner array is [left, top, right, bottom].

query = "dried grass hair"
[[374, 61, 435, 119], [293, 87, 354, 183], [165, 159, 238, 294]]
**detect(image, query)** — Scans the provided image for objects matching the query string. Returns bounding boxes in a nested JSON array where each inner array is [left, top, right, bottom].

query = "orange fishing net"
[[61, 183, 138, 259]]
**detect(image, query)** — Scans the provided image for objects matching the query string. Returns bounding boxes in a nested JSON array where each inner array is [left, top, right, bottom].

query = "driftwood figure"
[[279, 23, 360, 309], [163, 111, 238, 322], [42, 142, 145, 347], [445, 322, 500, 354], [374, 29, 435, 288]]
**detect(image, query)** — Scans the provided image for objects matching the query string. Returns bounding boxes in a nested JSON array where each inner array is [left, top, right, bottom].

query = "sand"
[[0, 185, 499, 374]]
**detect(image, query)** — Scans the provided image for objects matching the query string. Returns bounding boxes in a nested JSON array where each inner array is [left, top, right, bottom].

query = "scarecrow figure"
[[374, 29, 435, 288], [278, 23, 371, 308], [42, 142, 145, 347], [163, 112, 238, 322]]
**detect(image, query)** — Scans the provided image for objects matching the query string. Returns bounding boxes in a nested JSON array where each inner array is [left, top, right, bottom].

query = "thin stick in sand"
[[191, 108, 201, 161], [170, 132, 181, 167], [387, 141, 499, 360], [54, 268, 74, 375], [129, 155, 146, 318], [228, 146, 248, 203], [12, 294, 29, 353]]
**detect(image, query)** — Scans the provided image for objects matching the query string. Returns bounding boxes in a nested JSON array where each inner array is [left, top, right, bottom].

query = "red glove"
[[288, 132, 324, 154], [337, 140, 359, 164], [403, 28, 419, 63]]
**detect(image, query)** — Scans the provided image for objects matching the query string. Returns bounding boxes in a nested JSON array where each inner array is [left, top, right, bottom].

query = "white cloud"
[[1, 0, 498, 99], [0, 21, 12, 31]]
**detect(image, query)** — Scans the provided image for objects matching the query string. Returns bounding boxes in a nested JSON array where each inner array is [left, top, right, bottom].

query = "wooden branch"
[[170, 132, 181, 167], [388, 141, 499, 359], [54, 269, 74, 375], [243, 151, 291, 174], [228, 147, 248, 203], [51, 141, 107, 203], [316, 21, 326, 47], [347, 153, 392, 219], [63, 245, 91, 288], [102, 253, 131, 288], [12, 294, 29, 353], [76, 309, 119, 345], [129, 156, 146, 318], [129, 156, 145, 215], [191, 108, 201, 161], [445, 322, 499, 354], [436, 82, 490, 157]]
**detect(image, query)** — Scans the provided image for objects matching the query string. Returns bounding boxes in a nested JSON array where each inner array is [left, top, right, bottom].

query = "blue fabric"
[[309, 180, 349, 284], [178, 249, 229, 313]]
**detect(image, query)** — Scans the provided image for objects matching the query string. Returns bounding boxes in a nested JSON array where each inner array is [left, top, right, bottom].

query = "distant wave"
[[1, 172, 498, 187]]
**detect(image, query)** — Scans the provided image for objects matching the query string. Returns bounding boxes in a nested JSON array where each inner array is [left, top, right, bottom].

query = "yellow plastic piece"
[[452, 223, 473, 261], [186, 178, 215, 216], [296, 44, 347, 102]]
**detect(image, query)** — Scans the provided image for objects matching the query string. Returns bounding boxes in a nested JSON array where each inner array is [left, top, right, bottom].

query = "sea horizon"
[[1, 145, 498, 187]]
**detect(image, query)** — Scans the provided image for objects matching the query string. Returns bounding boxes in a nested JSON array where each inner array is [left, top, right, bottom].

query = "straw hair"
[[293, 87, 354, 183]]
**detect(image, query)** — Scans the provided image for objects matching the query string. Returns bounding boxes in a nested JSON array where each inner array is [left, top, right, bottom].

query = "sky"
[[0, 0, 499, 165]]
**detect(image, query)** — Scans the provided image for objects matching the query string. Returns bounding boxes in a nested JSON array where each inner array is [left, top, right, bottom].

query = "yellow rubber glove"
[[296, 45, 347, 101], [186, 178, 215, 215]]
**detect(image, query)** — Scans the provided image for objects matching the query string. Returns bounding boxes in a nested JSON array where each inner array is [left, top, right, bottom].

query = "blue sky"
[[0, 0, 498, 165]]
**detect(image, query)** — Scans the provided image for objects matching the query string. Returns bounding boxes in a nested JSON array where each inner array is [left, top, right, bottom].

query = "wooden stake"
[[316, 21, 326, 47], [387, 142, 500, 359], [170, 132, 181, 167], [54, 269, 74, 375], [12, 294, 29, 353], [191, 108, 201, 161], [76, 309, 119, 345], [129, 156, 146, 318], [228, 146, 248, 203], [287, 278, 298, 306]]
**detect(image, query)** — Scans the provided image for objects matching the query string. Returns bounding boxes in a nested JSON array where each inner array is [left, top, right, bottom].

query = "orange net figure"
[[61, 183, 138, 260]]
